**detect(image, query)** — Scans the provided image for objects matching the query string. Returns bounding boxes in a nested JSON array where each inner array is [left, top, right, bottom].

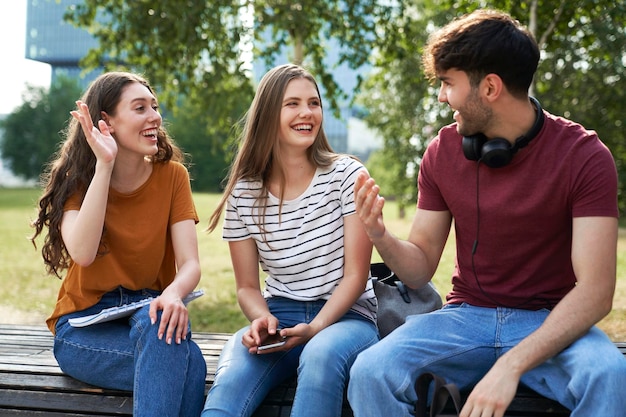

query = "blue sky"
[[0, 0, 51, 114]]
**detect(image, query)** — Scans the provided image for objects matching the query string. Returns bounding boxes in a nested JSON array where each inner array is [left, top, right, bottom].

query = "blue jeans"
[[201, 297, 379, 417], [347, 303, 626, 417], [54, 287, 207, 417]]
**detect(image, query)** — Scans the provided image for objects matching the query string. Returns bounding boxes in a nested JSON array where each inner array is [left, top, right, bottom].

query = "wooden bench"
[[0, 324, 624, 416], [0, 324, 325, 417]]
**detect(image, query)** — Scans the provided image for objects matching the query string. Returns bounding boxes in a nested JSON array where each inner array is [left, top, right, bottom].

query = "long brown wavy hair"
[[31, 71, 185, 278], [207, 64, 339, 233]]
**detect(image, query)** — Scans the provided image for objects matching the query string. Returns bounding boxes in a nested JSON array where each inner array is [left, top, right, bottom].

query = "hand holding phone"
[[257, 329, 287, 351]]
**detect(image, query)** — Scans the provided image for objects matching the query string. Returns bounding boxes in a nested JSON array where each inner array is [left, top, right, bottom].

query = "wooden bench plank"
[[0, 324, 624, 417], [0, 410, 125, 417], [0, 389, 132, 415], [0, 373, 116, 393]]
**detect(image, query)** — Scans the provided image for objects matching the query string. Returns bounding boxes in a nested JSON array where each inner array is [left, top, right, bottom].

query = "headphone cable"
[[471, 160, 498, 304]]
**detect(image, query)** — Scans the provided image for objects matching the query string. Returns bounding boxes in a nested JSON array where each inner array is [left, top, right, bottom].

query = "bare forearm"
[[163, 260, 201, 300], [310, 275, 367, 332], [462, 284, 613, 417], [498, 284, 612, 376], [372, 228, 434, 289], [62, 163, 113, 264], [237, 287, 271, 322]]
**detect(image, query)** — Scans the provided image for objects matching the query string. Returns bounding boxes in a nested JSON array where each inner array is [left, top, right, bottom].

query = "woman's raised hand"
[[70, 100, 117, 164]]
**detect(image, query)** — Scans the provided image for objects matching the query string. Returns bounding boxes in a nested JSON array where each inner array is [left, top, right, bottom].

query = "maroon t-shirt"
[[418, 111, 618, 309]]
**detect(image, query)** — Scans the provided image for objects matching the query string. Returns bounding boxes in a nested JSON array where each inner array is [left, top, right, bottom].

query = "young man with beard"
[[347, 9, 626, 417]]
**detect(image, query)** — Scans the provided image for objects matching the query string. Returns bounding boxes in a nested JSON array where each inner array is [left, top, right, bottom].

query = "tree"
[[365, 148, 415, 217], [64, 1, 396, 115], [63, 1, 397, 192], [359, 0, 626, 214], [167, 93, 236, 192], [0, 76, 83, 181]]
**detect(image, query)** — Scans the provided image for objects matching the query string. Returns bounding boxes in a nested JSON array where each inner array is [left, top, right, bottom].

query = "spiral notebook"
[[68, 289, 204, 328]]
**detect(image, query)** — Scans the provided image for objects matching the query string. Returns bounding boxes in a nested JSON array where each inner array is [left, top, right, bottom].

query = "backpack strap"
[[414, 372, 462, 417]]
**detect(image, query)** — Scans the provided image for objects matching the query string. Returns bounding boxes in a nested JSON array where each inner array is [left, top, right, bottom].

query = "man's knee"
[[592, 350, 626, 384]]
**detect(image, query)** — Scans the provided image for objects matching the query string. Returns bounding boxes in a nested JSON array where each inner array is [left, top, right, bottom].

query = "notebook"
[[68, 289, 204, 327]]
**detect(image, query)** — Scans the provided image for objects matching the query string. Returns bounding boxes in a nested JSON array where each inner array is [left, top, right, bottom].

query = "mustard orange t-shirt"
[[46, 161, 199, 333]]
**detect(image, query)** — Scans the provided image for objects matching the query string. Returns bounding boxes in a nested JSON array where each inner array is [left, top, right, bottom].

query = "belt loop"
[[117, 286, 127, 306]]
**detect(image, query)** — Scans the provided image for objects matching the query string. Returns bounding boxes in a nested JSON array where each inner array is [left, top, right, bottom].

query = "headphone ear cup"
[[462, 134, 487, 161], [480, 138, 513, 168]]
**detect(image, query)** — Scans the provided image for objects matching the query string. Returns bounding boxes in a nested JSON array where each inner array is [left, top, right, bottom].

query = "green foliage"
[[357, 0, 453, 207], [528, 0, 626, 213], [0, 76, 83, 181], [166, 92, 245, 192], [365, 149, 415, 216], [359, 0, 626, 211], [61, 0, 398, 191], [64, 0, 396, 115]]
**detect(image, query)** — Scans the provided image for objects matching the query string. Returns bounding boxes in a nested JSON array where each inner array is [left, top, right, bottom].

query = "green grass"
[[2, 188, 625, 340]]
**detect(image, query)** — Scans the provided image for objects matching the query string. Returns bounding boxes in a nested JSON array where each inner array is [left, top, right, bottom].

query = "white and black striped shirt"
[[223, 156, 377, 322]]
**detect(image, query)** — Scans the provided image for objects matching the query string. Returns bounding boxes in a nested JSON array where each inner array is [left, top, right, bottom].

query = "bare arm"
[[461, 216, 617, 417], [228, 238, 278, 351], [61, 101, 117, 265], [149, 219, 201, 345], [230, 238, 267, 322], [354, 171, 452, 288]]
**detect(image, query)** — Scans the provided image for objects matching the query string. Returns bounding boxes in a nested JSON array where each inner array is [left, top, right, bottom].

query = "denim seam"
[[55, 336, 133, 357]]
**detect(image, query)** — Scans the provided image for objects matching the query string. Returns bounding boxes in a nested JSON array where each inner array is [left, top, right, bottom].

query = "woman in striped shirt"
[[202, 64, 379, 417]]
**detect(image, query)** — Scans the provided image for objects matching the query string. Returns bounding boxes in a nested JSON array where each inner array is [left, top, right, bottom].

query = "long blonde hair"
[[207, 64, 338, 233]]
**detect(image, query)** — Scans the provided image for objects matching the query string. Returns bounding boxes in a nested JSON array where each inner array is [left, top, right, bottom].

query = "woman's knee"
[[189, 340, 208, 382], [300, 322, 377, 372]]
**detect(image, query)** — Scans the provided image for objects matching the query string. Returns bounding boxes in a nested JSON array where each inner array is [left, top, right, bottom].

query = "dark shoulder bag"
[[370, 262, 443, 338]]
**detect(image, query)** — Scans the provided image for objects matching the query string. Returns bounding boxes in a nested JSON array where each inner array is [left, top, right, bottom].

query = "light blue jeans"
[[348, 303, 626, 417], [201, 297, 379, 417], [54, 287, 207, 417]]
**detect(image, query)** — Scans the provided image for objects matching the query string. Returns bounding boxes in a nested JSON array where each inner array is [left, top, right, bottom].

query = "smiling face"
[[437, 68, 492, 137], [277, 77, 322, 153], [103, 82, 162, 157]]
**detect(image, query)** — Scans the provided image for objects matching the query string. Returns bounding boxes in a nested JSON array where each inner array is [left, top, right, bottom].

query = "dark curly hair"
[[31, 71, 184, 277], [422, 9, 540, 98]]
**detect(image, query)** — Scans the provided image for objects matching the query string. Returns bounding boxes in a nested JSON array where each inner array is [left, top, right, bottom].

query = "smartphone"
[[257, 330, 287, 351]]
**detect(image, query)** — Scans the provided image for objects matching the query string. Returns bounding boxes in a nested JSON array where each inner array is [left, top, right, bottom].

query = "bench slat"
[[1, 324, 624, 417], [1, 372, 116, 392], [0, 410, 122, 417], [0, 389, 132, 415]]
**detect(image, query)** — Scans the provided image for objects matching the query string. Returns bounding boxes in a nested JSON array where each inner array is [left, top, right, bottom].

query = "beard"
[[456, 90, 493, 137]]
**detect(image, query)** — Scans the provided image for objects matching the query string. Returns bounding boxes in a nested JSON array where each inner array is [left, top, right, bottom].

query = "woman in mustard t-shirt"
[[30, 71, 206, 417]]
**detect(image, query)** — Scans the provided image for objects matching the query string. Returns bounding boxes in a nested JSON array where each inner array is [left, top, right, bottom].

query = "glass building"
[[26, 0, 101, 89]]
